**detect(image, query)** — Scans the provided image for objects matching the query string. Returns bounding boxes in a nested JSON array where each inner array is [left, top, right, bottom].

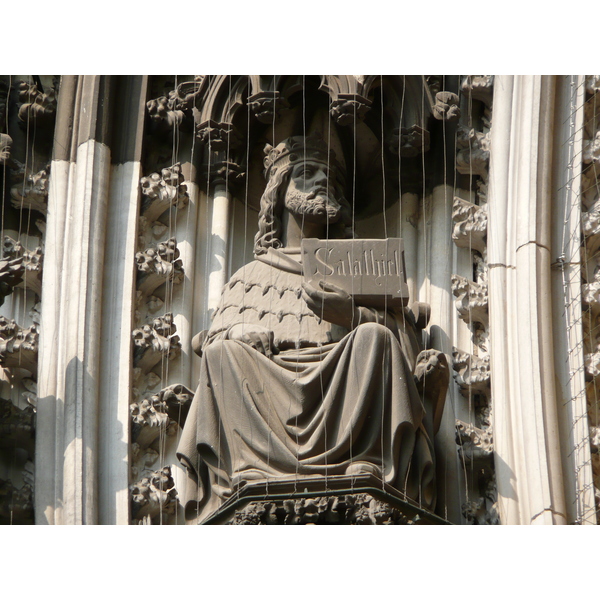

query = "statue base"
[[202, 474, 450, 525]]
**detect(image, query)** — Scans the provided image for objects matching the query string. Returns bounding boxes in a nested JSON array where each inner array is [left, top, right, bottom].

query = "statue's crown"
[[263, 134, 344, 180]]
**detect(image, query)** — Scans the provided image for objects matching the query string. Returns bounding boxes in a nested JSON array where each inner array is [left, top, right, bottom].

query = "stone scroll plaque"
[[301, 238, 410, 309]]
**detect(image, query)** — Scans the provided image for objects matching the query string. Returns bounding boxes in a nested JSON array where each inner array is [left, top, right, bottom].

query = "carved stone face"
[[0, 133, 12, 164], [284, 161, 342, 224]]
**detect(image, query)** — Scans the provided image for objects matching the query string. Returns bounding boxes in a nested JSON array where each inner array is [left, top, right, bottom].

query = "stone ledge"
[[202, 474, 451, 525]]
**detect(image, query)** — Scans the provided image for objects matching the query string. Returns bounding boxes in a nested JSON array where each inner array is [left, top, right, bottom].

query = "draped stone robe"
[[177, 248, 436, 522]]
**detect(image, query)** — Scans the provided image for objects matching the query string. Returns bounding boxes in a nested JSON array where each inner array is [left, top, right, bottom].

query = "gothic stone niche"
[[177, 135, 450, 524]]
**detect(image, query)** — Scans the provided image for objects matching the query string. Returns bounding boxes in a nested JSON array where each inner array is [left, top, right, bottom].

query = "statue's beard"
[[284, 188, 342, 223]]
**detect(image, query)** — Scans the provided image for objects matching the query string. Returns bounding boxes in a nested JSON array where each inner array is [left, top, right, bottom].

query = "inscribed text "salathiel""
[[312, 247, 403, 278]]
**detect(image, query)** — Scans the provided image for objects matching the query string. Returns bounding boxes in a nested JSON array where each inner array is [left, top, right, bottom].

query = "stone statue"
[[177, 134, 449, 522]]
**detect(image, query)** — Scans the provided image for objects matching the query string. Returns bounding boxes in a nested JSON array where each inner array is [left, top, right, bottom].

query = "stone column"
[[428, 184, 462, 524], [206, 182, 232, 313], [36, 76, 114, 524], [488, 75, 568, 524], [97, 76, 148, 524], [550, 76, 596, 524]]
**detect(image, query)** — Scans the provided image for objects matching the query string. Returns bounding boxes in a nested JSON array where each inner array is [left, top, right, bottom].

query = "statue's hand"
[[226, 323, 276, 357], [302, 280, 358, 329]]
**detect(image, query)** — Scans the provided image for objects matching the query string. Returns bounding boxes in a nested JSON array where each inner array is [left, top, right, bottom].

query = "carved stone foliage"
[[425, 76, 461, 122], [461, 75, 494, 107], [130, 466, 178, 524], [195, 119, 243, 151], [0, 398, 35, 453], [136, 237, 184, 295], [582, 80, 600, 518], [319, 76, 376, 126], [2, 237, 43, 298], [0, 479, 33, 523], [455, 419, 493, 465], [452, 349, 490, 397], [140, 163, 189, 223], [0, 133, 12, 165], [456, 126, 490, 178], [247, 90, 290, 123], [462, 479, 499, 525], [130, 383, 193, 449], [452, 197, 488, 254], [451, 274, 488, 326], [586, 76, 600, 96], [10, 163, 50, 214], [0, 257, 24, 307], [146, 78, 203, 133], [17, 81, 57, 127], [132, 313, 181, 373], [451, 76, 496, 523], [231, 494, 422, 525], [0, 317, 38, 374]]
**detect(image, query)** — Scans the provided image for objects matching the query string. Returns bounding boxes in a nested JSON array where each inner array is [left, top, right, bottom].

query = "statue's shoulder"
[[228, 259, 269, 283]]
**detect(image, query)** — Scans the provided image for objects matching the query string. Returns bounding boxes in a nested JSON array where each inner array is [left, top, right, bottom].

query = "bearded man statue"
[[177, 134, 448, 523]]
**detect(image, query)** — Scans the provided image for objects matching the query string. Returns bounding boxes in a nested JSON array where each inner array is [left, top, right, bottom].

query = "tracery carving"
[[10, 163, 50, 214], [230, 494, 422, 526], [130, 466, 179, 523], [0, 317, 38, 373], [17, 81, 57, 126], [132, 313, 181, 373], [451, 274, 488, 326], [456, 126, 490, 177], [452, 197, 488, 254], [136, 237, 184, 295], [0, 398, 35, 452], [140, 163, 189, 223]]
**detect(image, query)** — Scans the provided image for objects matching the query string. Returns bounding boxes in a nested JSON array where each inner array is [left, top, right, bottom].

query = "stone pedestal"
[[203, 474, 450, 525]]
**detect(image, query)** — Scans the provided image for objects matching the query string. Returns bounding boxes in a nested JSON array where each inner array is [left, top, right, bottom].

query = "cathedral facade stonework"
[[0, 75, 596, 525]]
